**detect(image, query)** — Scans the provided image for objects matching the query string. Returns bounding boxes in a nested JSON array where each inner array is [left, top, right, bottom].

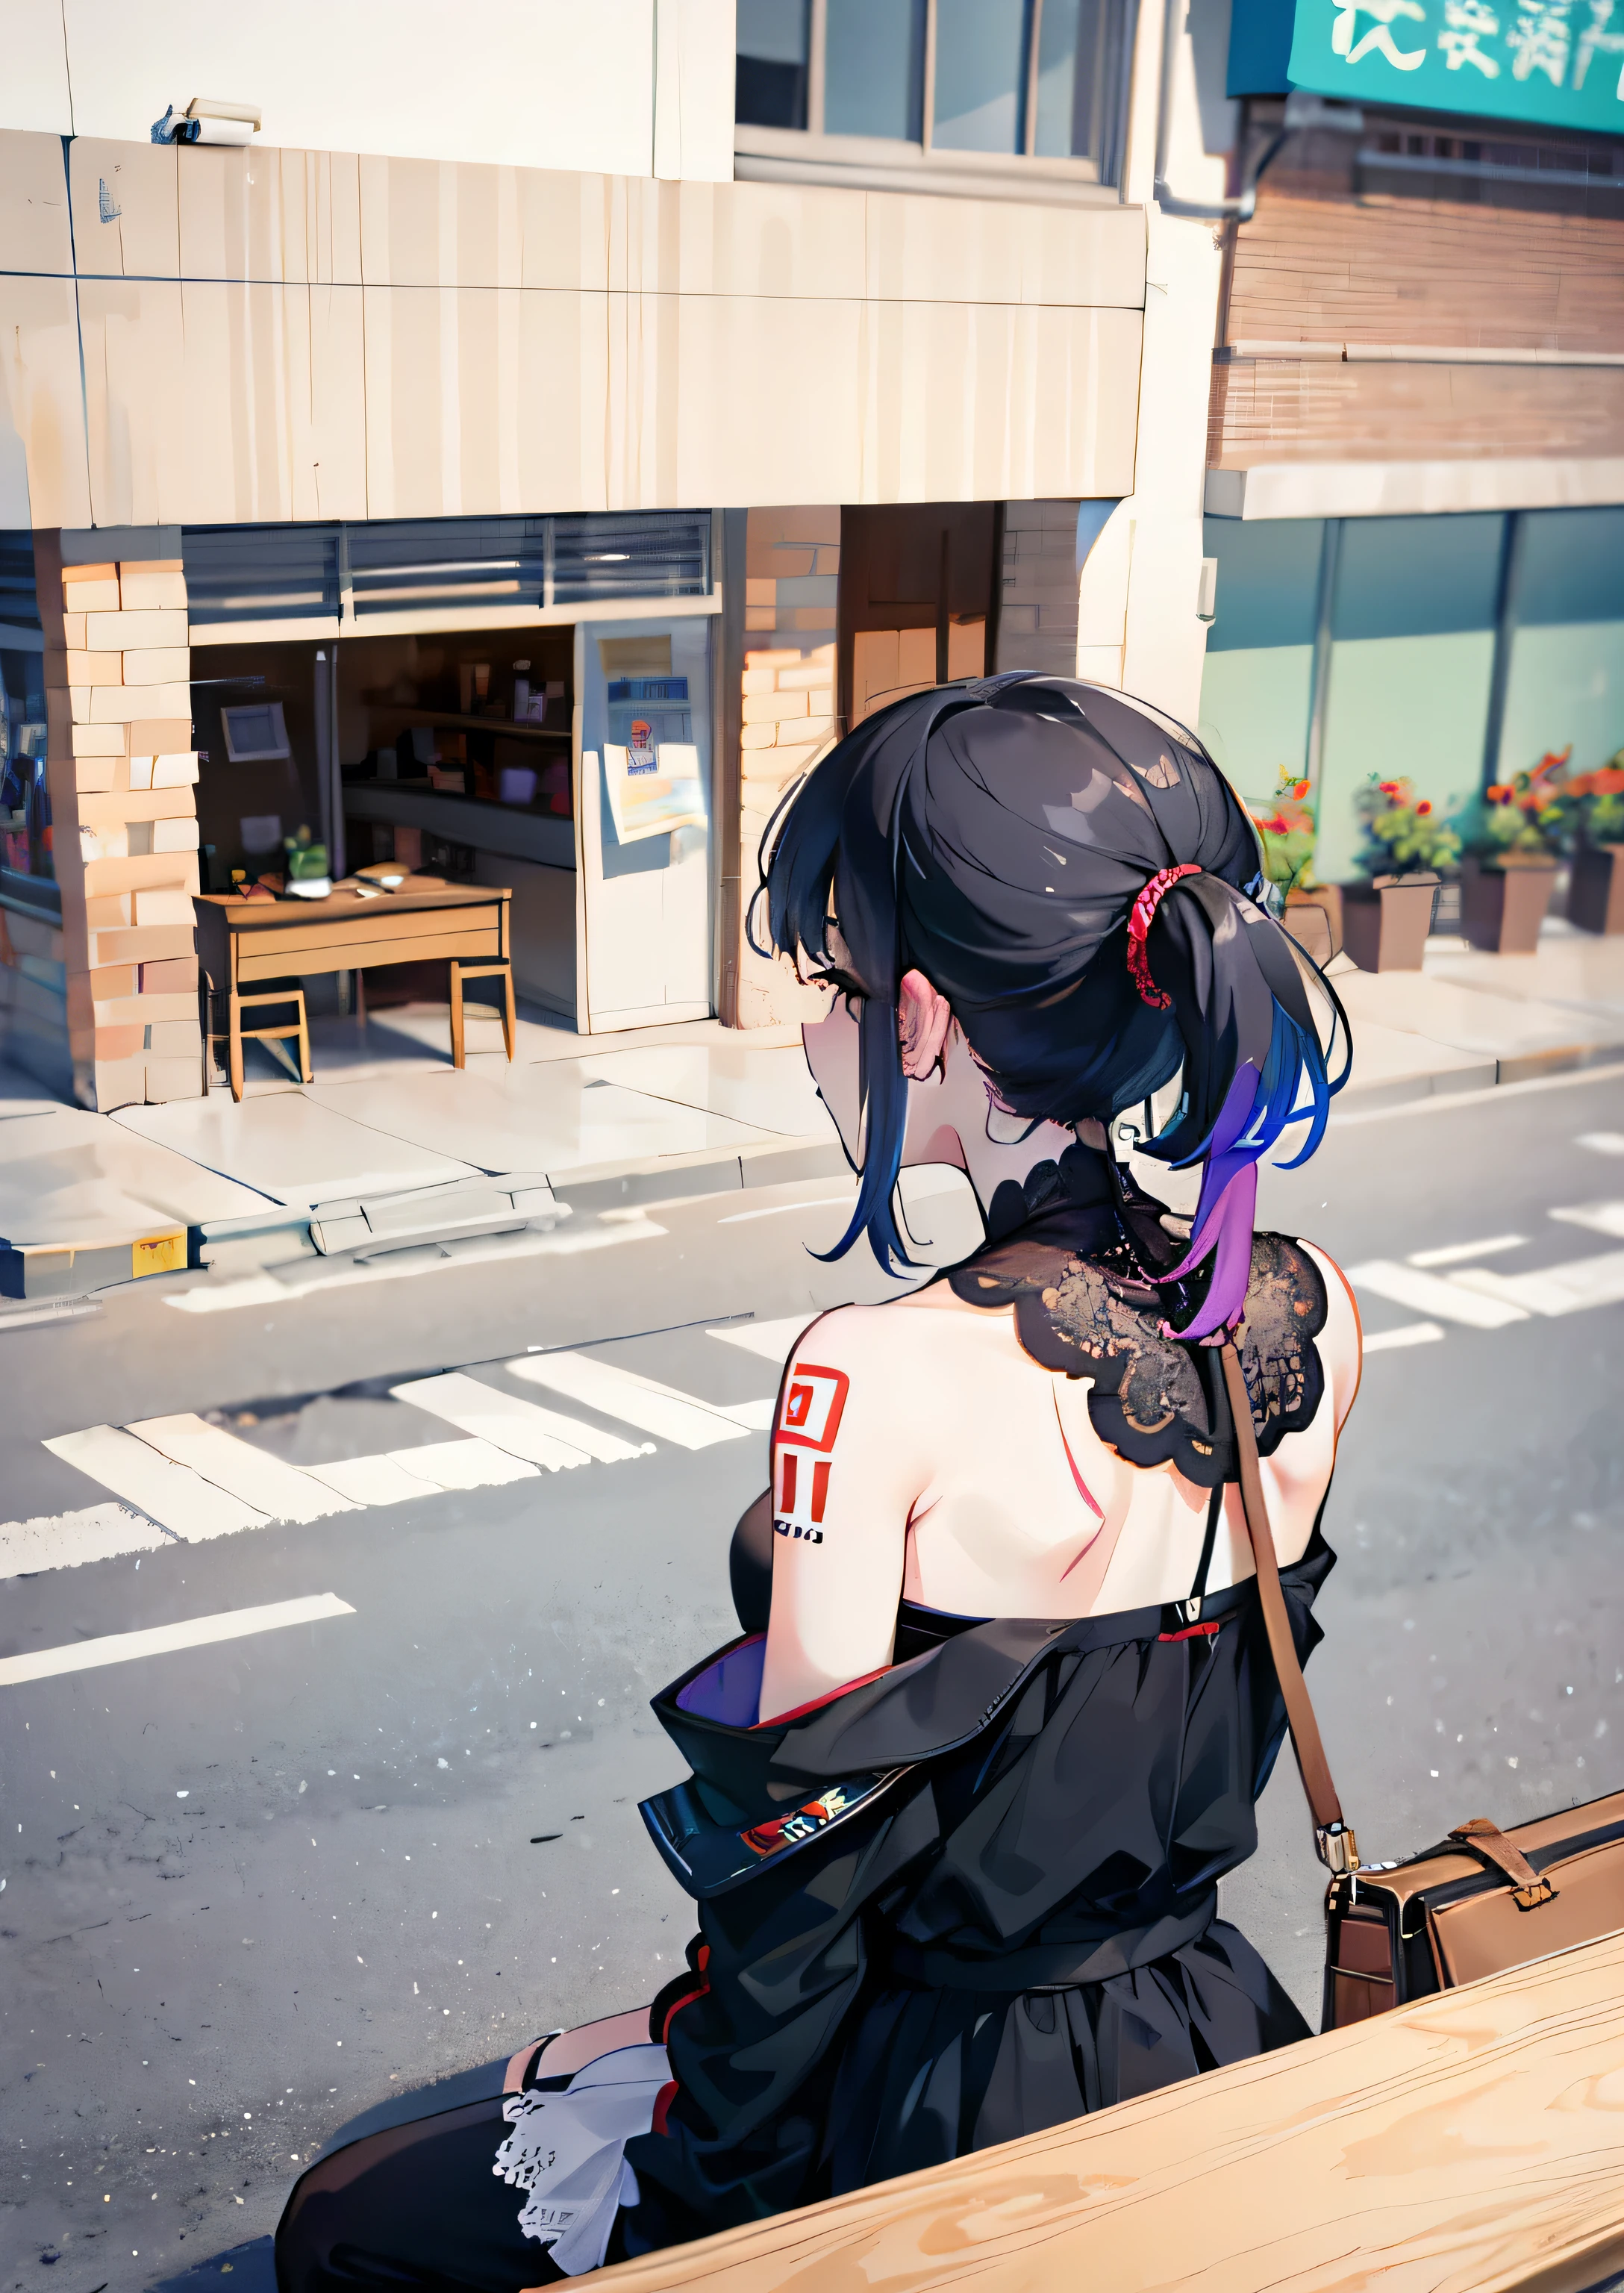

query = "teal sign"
[[1284, 0, 1624, 131]]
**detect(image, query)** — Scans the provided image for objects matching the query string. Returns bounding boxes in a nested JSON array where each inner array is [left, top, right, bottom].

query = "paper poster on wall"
[[601, 742, 707, 844]]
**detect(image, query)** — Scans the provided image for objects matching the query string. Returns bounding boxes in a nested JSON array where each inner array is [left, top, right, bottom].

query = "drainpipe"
[[1153, 5, 1361, 224]]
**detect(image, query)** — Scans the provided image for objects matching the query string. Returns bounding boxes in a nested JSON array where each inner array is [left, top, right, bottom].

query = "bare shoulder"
[[784, 1287, 990, 1373], [1300, 1239, 1362, 1429]]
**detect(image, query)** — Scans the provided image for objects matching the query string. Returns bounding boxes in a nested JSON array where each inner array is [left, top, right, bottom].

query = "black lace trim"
[[946, 1151, 1327, 1487]]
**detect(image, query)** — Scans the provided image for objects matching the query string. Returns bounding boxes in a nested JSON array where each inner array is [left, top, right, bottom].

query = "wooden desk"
[[193, 882, 511, 1097]]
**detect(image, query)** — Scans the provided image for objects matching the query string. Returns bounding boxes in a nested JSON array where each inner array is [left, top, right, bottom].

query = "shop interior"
[[187, 610, 717, 1037], [189, 627, 580, 1021]]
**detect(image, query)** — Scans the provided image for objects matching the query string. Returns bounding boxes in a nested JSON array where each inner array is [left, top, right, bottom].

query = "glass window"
[[1035, 0, 1131, 171], [1034, 0, 1083, 155], [736, 0, 809, 131], [825, 0, 926, 141], [932, 0, 1029, 155], [743, 0, 1132, 176]]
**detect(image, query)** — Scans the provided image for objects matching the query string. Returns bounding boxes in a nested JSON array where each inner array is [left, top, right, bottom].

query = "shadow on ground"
[[145, 2059, 512, 2292]]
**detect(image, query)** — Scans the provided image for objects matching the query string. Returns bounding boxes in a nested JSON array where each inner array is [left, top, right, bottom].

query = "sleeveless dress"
[[618, 1142, 1334, 2256]]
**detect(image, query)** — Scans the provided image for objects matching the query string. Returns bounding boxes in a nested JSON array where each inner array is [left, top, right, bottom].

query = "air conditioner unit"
[[154, 98, 262, 147]]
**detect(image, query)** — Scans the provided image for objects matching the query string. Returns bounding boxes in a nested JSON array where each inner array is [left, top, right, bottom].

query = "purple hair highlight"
[[1158, 1064, 1264, 1340]]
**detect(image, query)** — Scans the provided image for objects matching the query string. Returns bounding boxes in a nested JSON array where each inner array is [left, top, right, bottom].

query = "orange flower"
[[1293, 781, 1312, 799], [1593, 767, 1624, 795], [1416, 800, 1433, 817], [1485, 784, 1508, 802]]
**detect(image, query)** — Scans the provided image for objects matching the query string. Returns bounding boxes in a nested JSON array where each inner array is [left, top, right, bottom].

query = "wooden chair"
[[203, 976, 312, 1100], [448, 957, 516, 1067]]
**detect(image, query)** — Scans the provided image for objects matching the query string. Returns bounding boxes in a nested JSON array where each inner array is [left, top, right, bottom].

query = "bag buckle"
[[1316, 1821, 1361, 1876]]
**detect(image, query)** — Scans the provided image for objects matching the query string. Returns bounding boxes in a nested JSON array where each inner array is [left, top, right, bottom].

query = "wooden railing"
[[601, 1932, 1624, 2293]]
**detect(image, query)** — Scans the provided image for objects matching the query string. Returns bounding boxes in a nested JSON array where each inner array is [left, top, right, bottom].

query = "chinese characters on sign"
[[1293, 0, 1624, 127]]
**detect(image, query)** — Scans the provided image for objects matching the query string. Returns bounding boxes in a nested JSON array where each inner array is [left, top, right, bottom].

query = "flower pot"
[[1461, 853, 1558, 954], [1284, 884, 1343, 967], [1567, 839, 1624, 935], [1340, 873, 1438, 972]]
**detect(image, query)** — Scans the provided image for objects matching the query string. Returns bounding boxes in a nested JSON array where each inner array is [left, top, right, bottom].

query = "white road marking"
[[386, 1438, 538, 1491], [1346, 1260, 1530, 1329], [1549, 1200, 1624, 1240], [1448, 1250, 1624, 1318], [301, 1453, 441, 1507], [124, 1414, 360, 1523], [716, 1397, 776, 1430], [707, 1314, 818, 1364], [390, 1373, 652, 1470], [1, 1503, 171, 1582], [716, 1197, 854, 1225], [42, 1426, 271, 1541], [0, 1593, 355, 1688], [1408, 1234, 1525, 1268], [1577, 1132, 1624, 1155], [508, 1353, 749, 1450], [1361, 1321, 1447, 1354]]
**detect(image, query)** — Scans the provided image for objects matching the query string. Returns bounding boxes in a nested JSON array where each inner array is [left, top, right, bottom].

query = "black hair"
[[751, 673, 1349, 1335]]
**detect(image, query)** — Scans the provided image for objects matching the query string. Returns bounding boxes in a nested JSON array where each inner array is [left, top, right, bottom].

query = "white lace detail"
[[493, 2044, 669, 2277]]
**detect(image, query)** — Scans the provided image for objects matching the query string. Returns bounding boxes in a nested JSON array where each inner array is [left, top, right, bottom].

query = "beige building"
[[0, 0, 1276, 1108]]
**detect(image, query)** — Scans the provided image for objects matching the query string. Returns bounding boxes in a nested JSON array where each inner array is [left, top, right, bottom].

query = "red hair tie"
[[1127, 864, 1201, 1011]]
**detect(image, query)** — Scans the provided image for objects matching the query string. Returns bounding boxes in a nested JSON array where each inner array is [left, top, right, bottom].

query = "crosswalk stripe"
[[42, 1426, 271, 1541], [124, 1414, 360, 1523], [1345, 1260, 1531, 1329], [1, 1503, 171, 1582], [0, 1592, 355, 1688], [390, 1373, 650, 1468], [1549, 1201, 1624, 1240], [716, 1397, 776, 1430], [301, 1453, 443, 1507], [1449, 1250, 1624, 1318], [707, 1315, 818, 1364], [1362, 1321, 1446, 1354], [1407, 1234, 1525, 1269], [508, 1353, 749, 1450], [386, 1438, 538, 1491]]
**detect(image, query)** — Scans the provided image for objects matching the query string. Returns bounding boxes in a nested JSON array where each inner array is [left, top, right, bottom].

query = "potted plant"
[[283, 823, 332, 900], [1461, 749, 1569, 955], [1565, 749, 1624, 935], [1250, 771, 1341, 964], [1342, 776, 1461, 972]]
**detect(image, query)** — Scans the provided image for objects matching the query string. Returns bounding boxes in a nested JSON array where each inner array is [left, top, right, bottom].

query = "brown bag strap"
[[1218, 1341, 1360, 1876], [1450, 1818, 1557, 1908]]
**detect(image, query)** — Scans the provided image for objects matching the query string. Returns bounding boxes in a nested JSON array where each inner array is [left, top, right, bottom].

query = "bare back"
[[759, 1243, 1361, 1723]]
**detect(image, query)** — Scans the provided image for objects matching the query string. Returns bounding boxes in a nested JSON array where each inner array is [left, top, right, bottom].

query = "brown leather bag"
[[1219, 1341, 1624, 2032]]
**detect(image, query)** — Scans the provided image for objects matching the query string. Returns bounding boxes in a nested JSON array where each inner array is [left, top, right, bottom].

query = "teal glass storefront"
[[1197, 508, 1624, 882]]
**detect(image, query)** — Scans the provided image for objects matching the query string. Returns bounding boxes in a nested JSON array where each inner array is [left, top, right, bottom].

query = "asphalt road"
[[4, 1064, 1623, 2292]]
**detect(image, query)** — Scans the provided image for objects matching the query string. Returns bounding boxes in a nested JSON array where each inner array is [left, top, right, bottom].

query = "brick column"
[[35, 532, 204, 1112]]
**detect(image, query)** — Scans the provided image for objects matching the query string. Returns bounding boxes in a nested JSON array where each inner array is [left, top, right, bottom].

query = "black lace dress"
[[619, 1144, 1334, 2256]]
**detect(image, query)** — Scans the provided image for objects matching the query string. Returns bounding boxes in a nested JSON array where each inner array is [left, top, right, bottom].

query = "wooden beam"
[[602, 1932, 1624, 2293]]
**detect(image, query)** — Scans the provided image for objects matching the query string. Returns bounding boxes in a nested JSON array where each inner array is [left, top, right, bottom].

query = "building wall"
[[0, 0, 734, 184], [996, 502, 1084, 680], [35, 532, 204, 1111], [0, 129, 1146, 534], [1210, 148, 1624, 472]]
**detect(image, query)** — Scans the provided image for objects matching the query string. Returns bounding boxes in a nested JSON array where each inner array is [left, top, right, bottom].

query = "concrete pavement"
[[6, 921, 1624, 1312]]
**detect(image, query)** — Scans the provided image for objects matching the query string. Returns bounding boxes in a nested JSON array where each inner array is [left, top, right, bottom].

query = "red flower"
[[1416, 800, 1433, 817]]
